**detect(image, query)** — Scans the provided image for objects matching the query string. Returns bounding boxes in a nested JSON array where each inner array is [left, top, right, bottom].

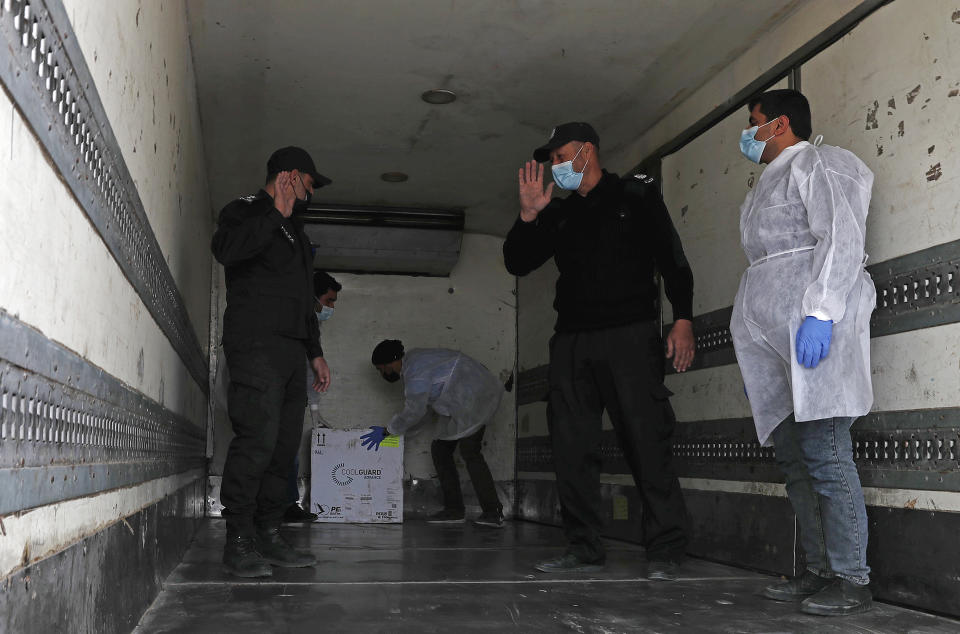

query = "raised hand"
[[518, 160, 554, 223], [273, 171, 296, 218]]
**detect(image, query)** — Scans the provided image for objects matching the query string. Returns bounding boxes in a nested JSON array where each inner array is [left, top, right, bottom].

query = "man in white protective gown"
[[363, 340, 506, 528], [730, 89, 875, 617]]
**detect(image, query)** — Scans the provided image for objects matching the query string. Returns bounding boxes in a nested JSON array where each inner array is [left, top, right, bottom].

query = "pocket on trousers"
[[229, 368, 269, 392], [226, 367, 270, 428]]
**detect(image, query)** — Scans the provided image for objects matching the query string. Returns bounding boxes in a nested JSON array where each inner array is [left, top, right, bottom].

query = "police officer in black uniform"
[[211, 146, 332, 577], [503, 123, 695, 580]]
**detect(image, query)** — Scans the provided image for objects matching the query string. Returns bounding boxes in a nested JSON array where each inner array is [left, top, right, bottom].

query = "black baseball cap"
[[533, 122, 600, 162], [266, 146, 332, 187]]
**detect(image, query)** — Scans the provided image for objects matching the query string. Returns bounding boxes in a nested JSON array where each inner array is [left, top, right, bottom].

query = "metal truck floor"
[[134, 518, 959, 633]]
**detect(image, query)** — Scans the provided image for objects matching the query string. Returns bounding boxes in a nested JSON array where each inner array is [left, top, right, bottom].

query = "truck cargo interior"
[[1, 0, 959, 632]]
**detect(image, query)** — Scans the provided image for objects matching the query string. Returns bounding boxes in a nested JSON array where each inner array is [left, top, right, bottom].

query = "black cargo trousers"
[[547, 319, 689, 564], [431, 426, 502, 515], [221, 334, 307, 537]]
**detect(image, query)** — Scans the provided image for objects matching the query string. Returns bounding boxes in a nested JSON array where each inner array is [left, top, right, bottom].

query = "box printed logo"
[[332, 462, 384, 486], [332, 462, 353, 486]]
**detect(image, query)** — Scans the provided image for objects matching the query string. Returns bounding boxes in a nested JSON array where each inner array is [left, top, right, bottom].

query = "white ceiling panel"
[[188, 0, 808, 235]]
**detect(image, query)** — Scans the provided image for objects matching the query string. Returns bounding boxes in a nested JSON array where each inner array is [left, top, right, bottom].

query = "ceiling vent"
[[298, 204, 464, 276]]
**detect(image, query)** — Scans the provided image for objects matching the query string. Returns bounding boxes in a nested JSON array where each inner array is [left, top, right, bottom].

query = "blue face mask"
[[316, 305, 334, 321], [551, 144, 590, 190], [739, 119, 778, 164]]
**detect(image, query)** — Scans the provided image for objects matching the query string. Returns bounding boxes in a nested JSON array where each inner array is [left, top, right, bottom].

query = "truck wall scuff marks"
[[865, 100, 880, 129]]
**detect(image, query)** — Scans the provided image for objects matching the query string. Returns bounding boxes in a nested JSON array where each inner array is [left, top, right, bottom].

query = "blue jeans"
[[771, 416, 870, 585]]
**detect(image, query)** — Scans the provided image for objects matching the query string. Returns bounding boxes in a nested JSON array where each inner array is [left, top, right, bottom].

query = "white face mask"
[[316, 306, 334, 321]]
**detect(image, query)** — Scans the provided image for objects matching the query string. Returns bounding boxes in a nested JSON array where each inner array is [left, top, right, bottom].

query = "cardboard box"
[[310, 428, 404, 523]]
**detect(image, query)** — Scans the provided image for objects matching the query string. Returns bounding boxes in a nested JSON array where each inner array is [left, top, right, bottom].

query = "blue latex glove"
[[360, 426, 387, 451], [795, 316, 833, 369]]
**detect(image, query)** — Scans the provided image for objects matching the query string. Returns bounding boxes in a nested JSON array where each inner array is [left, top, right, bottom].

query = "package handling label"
[[313, 503, 344, 518], [311, 428, 404, 523]]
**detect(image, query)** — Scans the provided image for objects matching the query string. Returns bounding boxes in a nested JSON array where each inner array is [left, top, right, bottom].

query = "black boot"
[[223, 534, 272, 578], [762, 570, 833, 602], [282, 503, 319, 523], [256, 527, 317, 568], [801, 579, 873, 616]]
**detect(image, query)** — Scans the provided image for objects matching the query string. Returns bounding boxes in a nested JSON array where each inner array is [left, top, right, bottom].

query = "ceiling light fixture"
[[381, 172, 409, 183], [421, 89, 456, 105]]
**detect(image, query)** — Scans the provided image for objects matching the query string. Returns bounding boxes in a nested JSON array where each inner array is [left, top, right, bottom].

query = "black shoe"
[[534, 553, 605, 573], [426, 508, 465, 524], [762, 570, 834, 602], [472, 511, 504, 529], [282, 503, 318, 524], [647, 560, 679, 581], [255, 527, 317, 568], [801, 579, 873, 616], [223, 534, 272, 578]]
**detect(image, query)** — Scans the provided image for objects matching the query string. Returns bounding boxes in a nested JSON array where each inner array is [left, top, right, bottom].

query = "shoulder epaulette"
[[239, 194, 260, 203], [623, 173, 657, 200]]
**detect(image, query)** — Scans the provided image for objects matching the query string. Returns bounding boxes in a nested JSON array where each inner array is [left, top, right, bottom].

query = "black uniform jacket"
[[211, 190, 322, 359], [503, 170, 694, 333]]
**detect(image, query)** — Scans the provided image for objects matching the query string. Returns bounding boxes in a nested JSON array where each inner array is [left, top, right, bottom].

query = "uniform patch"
[[633, 173, 655, 184], [239, 194, 258, 203]]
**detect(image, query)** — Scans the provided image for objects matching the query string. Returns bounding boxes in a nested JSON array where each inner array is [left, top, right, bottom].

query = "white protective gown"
[[386, 348, 504, 441], [730, 141, 876, 446]]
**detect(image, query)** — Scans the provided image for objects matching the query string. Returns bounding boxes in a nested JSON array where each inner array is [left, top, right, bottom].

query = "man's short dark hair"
[[314, 271, 342, 297], [372, 339, 404, 365], [748, 89, 812, 141]]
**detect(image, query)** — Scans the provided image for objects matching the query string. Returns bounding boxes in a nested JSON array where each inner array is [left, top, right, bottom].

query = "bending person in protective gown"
[[363, 340, 506, 528], [730, 89, 875, 617]]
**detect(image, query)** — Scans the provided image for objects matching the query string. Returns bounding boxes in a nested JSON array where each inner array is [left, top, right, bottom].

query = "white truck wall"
[[0, 1, 211, 631], [619, 0, 864, 165]]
